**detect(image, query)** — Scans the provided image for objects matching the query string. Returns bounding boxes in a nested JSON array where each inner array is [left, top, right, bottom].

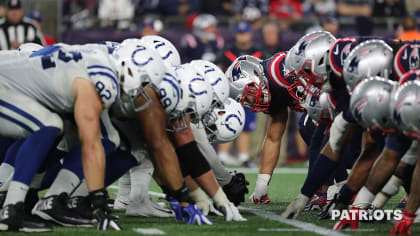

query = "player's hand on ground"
[[89, 188, 122, 231], [391, 211, 415, 235], [218, 202, 247, 222], [280, 193, 310, 219], [181, 204, 214, 225]]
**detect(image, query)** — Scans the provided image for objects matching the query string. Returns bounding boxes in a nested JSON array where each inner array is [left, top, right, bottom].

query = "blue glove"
[[167, 198, 183, 221], [181, 204, 214, 225]]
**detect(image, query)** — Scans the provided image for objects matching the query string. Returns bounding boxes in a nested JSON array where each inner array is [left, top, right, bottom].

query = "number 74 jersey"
[[0, 43, 119, 114]]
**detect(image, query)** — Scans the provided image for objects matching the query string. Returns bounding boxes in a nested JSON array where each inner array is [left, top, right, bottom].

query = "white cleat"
[[126, 198, 174, 217], [113, 197, 129, 211]]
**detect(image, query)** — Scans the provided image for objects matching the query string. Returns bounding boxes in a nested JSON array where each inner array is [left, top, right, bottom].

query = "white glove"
[[281, 194, 310, 219], [249, 174, 270, 203], [208, 202, 223, 216], [195, 197, 211, 216], [218, 202, 247, 222]]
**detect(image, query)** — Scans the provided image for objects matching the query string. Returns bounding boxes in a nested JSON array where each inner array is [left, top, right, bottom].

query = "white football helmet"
[[113, 39, 166, 112], [157, 66, 181, 115], [140, 35, 181, 67], [203, 98, 245, 143], [174, 64, 213, 123], [190, 60, 229, 109]]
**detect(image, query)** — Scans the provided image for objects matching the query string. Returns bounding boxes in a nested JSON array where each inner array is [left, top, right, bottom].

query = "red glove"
[[391, 211, 415, 235], [333, 207, 360, 230]]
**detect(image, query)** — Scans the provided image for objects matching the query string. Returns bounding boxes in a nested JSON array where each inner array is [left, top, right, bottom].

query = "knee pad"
[[176, 141, 211, 178]]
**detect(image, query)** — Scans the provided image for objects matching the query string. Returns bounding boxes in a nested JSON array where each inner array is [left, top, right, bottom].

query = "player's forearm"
[[82, 140, 106, 191], [151, 141, 184, 191]]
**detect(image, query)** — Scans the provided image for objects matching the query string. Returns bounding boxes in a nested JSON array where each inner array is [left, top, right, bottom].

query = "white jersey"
[[0, 43, 119, 114]]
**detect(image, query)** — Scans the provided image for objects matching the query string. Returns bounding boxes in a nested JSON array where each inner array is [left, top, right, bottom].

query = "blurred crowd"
[[1, 0, 420, 167]]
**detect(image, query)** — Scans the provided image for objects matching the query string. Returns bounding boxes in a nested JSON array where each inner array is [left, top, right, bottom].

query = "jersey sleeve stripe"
[[268, 54, 288, 88], [87, 65, 117, 78]]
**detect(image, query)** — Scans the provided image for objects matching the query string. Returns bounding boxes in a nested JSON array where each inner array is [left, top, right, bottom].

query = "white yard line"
[[227, 167, 307, 174], [240, 207, 349, 236], [133, 228, 166, 235]]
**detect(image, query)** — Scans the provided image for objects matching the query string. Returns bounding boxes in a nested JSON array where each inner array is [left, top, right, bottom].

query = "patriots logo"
[[295, 41, 308, 56], [341, 43, 352, 66], [409, 46, 420, 69], [347, 56, 360, 73], [353, 98, 368, 122], [231, 61, 242, 82]]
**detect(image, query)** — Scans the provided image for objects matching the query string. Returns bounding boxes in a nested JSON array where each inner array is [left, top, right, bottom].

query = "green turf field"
[[6, 170, 420, 235]]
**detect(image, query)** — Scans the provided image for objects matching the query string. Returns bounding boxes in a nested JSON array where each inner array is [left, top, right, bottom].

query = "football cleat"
[[305, 193, 328, 211], [32, 193, 94, 227], [67, 196, 96, 222], [319, 193, 349, 220], [0, 202, 52, 232], [250, 193, 271, 204], [113, 196, 129, 210], [223, 172, 249, 206], [126, 198, 174, 217], [397, 194, 408, 209]]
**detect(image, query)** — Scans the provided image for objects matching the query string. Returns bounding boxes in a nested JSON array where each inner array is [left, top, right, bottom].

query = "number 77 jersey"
[[0, 43, 119, 114]]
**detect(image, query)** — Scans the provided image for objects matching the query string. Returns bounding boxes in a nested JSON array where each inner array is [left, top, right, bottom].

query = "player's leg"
[[0, 93, 62, 232]]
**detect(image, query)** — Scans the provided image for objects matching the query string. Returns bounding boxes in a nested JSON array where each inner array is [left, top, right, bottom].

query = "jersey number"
[[159, 88, 172, 109], [96, 81, 112, 103], [32, 46, 82, 70]]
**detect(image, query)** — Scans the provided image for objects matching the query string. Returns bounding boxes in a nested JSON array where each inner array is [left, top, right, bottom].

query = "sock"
[[29, 172, 45, 189], [104, 148, 137, 187], [190, 187, 211, 215], [71, 180, 88, 197], [301, 154, 339, 197], [3, 181, 29, 206], [129, 162, 153, 203], [254, 174, 271, 198], [338, 184, 357, 205], [44, 169, 80, 197], [0, 137, 15, 163], [372, 192, 389, 209], [353, 186, 375, 208], [40, 157, 63, 190], [116, 172, 131, 203], [212, 187, 229, 208], [13, 127, 61, 185], [0, 139, 24, 182], [0, 163, 14, 183], [238, 152, 249, 162], [219, 152, 230, 161], [0, 173, 12, 191], [3, 139, 24, 166]]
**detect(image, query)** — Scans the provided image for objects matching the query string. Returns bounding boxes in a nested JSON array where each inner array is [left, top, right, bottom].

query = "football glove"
[[89, 188, 121, 231], [281, 193, 310, 219], [391, 211, 415, 235], [181, 204, 214, 225], [218, 202, 247, 222]]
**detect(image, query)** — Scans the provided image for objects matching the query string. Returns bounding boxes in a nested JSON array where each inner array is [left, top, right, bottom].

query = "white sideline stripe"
[[133, 228, 166, 235], [258, 228, 375, 232], [226, 167, 307, 174], [240, 207, 348, 236]]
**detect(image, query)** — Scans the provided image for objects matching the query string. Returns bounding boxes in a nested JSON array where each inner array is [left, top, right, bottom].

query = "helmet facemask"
[[240, 80, 270, 112]]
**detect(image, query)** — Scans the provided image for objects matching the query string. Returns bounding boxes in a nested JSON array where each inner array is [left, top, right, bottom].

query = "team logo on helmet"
[[232, 61, 242, 82], [225, 114, 243, 134], [353, 97, 368, 122]]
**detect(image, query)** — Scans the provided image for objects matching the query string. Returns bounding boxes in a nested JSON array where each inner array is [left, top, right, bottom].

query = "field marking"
[[258, 228, 376, 232], [227, 167, 307, 174], [240, 207, 349, 236], [133, 228, 166, 235]]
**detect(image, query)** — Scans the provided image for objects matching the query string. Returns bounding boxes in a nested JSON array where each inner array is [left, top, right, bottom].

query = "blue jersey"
[[180, 33, 224, 63], [261, 52, 295, 115]]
